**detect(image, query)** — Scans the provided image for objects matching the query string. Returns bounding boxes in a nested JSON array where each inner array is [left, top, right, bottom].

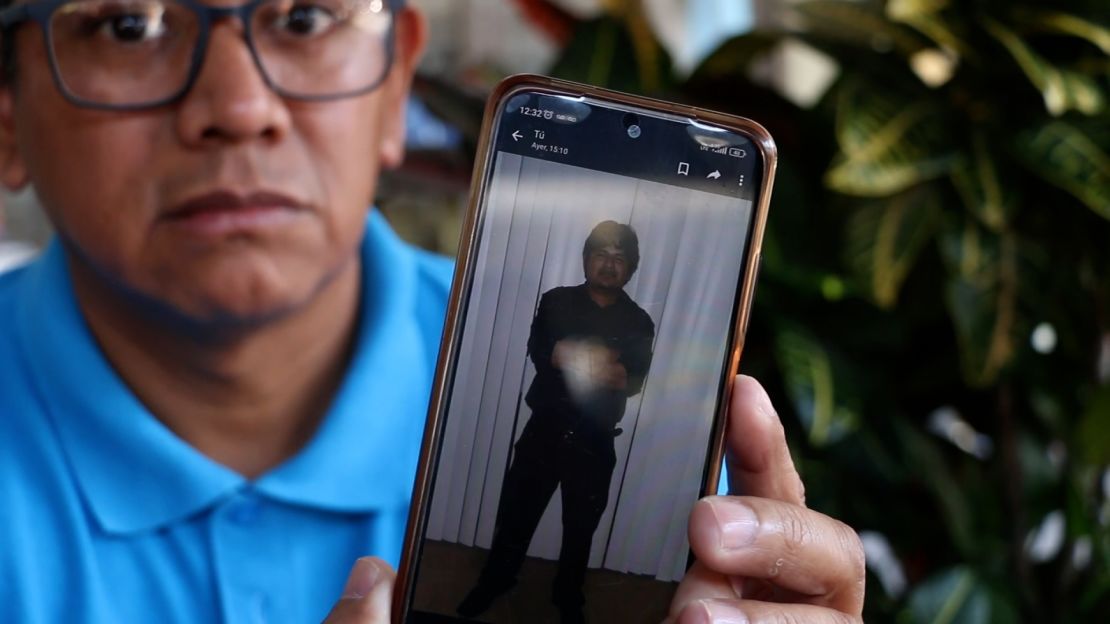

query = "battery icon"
[[729, 147, 746, 158]]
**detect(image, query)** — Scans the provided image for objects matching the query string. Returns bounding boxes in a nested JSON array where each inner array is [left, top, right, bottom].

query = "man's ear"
[[377, 7, 428, 170], [0, 86, 29, 190]]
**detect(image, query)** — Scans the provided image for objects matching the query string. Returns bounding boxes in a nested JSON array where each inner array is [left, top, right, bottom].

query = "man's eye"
[[87, 8, 165, 42], [275, 4, 339, 37]]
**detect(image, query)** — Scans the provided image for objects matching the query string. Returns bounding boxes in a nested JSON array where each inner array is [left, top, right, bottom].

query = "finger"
[[674, 599, 863, 624], [667, 562, 813, 621], [667, 560, 822, 622], [322, 557, 395, 624], [686, 496, 865, 614], [726, 375, 805, 505], [665, 561, 736, 623]]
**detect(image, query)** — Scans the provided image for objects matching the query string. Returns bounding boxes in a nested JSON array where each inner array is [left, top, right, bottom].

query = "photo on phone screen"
[[402, 82, 770, 624]]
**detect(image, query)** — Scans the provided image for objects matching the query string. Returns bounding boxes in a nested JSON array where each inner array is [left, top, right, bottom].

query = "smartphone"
[[395, 75, 776, 624]]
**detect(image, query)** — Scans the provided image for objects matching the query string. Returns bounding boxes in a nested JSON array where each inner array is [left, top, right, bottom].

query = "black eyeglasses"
[[0, 0, 405, 110]]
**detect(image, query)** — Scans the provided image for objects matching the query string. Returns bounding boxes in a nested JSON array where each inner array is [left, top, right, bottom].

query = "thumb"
[[725, 375, 806, 506], [322, 557, 396, 624]]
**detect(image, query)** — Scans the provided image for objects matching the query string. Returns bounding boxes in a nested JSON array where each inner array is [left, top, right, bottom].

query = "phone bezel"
[[393, 74, 778, 622]]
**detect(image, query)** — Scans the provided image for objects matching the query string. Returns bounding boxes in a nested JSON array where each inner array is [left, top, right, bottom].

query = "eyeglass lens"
[[47, 0, 392, 106]]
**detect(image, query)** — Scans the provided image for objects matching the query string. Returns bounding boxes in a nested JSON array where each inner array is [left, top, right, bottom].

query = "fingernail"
[[709, 498, 758, 551], [342, 557, 381, 599], [699, 599, 750, 624]]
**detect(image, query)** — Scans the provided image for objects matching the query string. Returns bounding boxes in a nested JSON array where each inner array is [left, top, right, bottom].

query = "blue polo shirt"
[[0, 212, 453, 623]]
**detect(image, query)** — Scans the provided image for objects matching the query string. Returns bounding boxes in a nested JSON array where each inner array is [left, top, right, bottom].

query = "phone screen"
[[402, 86, 766, 623]]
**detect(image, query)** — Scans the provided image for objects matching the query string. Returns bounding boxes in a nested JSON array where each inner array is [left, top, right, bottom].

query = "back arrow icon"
[[707, 170, 722, 180], [512, 131, 523, 141]]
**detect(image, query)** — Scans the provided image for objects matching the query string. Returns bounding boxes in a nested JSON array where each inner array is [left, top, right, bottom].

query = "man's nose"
[[175, 21, 291, 145]]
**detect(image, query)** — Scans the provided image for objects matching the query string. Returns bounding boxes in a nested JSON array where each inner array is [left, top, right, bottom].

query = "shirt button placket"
[[212, 487, 281, 624]]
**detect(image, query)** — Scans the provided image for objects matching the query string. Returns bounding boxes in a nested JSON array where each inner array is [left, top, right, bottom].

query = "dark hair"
[[582, 220, 640, 276]]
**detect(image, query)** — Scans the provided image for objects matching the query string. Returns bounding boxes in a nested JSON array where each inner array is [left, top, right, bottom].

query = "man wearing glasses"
[[0, 1, 866, 623]]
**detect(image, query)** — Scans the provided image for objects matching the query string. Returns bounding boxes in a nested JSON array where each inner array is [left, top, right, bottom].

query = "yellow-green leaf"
[[885, 0, 948, 21], [1021, 11, 1110, 55], [985, 19, 1105, 116], [827, 153, 955, 197], [794, 0, 927, 56], [774, 329, 857, 447], [887, 0, 971, 60], [833, 76, 911, 156], [950, 133, 1013, 231], [941, 225, 1019, 387], [827, 136, 956, 197], [846, 191, 941, 308], [826, 78, 955, 196], [1015, 121, 1110, 220]]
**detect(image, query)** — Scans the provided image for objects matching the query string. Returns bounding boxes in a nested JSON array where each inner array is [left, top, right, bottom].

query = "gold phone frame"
[[393, 74, 777, 621]]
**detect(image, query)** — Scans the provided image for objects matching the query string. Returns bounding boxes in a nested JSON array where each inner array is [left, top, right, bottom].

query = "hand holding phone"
[[669, 377, 866, 624]]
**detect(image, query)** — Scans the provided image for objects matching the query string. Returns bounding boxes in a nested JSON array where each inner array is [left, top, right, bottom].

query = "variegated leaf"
[[950, 133, 1014, 231], [985, 19, 1105, 116], [826, 79, 956, 196], [794, 0, 927, 56], [1014, 121, 1110, 220], [1020, 11, 1110, 55], [940, 224, 1019, 387], [846, 190, 941, 308], [887, 0, 971, 60], [774, 328, 858, 447]]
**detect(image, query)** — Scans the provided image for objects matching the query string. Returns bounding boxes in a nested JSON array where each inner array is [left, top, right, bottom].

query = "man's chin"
[[148, 288, 310, 335], [130, 265, 338, 335], [155, 251, 334, 317]]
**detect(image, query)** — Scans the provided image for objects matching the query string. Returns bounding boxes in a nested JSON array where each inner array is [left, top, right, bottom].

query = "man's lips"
[[161, 190, 309, 235], [165, 190, 308, 219]]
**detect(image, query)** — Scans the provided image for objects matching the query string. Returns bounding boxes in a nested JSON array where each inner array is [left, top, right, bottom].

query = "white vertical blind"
[[426, 154, 751, 581]]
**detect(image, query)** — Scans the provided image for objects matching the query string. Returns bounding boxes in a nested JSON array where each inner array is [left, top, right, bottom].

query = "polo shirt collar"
[[16, 212, 431, 535]]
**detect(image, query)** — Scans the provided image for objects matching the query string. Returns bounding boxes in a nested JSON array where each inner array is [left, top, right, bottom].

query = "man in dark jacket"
[[459, 220, 654, 623]]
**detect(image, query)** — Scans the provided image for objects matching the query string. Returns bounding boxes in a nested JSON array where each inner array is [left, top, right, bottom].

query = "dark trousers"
[[479, 414, 617, 607]]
